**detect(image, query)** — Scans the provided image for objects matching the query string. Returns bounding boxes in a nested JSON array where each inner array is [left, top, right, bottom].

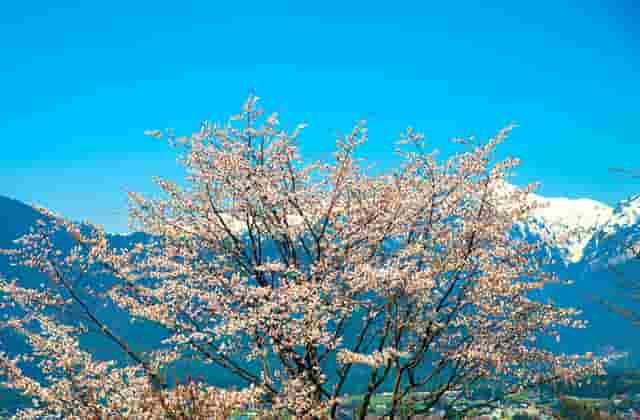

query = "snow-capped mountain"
[[489, 180, 640, 268], [1, 192, 639, 372], [526, 191, 640, 269], [494, 187, 640, 362], [580, 194, 640, 269], [525, 194, 615, 264]]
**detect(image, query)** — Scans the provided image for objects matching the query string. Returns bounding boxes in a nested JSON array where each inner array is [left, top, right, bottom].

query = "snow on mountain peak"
[[527, 196, 614, 263], [576, 192, 640, 268], [508, 186, 640, 267], [608, 193, 640, 229], [489, 182, 617, 264]]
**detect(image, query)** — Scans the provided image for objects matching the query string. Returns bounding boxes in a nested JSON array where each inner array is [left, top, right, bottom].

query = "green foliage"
[[557, 396, 616, 420], [550, 368, 640, 399], [512, 414, 538, 420]]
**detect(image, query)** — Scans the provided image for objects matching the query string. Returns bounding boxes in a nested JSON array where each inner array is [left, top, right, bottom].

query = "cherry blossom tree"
[[0, 95, 605, 419]]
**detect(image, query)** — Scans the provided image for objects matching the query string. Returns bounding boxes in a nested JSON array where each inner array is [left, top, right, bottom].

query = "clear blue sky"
[[1, 1, 638, 233]]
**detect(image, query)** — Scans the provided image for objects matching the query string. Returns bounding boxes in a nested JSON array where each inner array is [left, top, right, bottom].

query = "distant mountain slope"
[[3, 187, 635, 277], [0, 196, 50, 249], [0, 191, 638, 408], [500, 188, 640, 362], [581, 194, 640, 269], [528, 195, 614, 264], [0, 195, 243, 378], [510, 189, 639, 270], [0, 197, 54, 414]]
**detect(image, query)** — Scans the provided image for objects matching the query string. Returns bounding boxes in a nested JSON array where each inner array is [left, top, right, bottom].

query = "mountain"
[[516, 188, 640, 281], [0, 191, 639, 413], [491, 181, 615, 266], [527, 195, 614, 264], [0, 196, 50, 249], [0, 197, 56, 414], [580, 194, 640, 269], [509, 188, 639, 270], [501, 189, 640, 362], [0, 197, 177, 415]]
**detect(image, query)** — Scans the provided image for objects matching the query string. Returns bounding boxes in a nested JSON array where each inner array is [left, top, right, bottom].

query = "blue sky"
[[1, 1, 638, 233]]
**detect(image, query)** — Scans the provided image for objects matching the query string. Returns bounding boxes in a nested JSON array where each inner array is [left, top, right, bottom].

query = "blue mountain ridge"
[[1, 194, 638, 413]]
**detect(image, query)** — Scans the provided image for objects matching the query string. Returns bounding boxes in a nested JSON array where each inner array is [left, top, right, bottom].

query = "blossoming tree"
[[0, 95, 604, 419]]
